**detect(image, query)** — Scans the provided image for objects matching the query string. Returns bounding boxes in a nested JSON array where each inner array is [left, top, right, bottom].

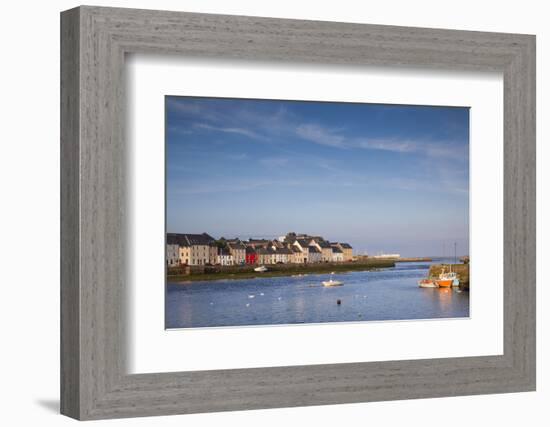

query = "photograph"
[[165, 96, 470, 329]]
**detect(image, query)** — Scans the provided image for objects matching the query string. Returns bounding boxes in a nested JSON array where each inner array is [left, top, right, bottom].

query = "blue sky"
[[166, 96, 469, 257]]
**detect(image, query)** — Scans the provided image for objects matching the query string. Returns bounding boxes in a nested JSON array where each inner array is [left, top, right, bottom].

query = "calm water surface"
[[166, 259, 469, 329]]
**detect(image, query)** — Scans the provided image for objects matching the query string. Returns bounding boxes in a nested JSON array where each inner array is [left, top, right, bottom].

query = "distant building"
[[271, 239, 284, 249], [271, 248, 284, 264], [227, 241, 246, 265], [331, 246, 344, 262], [247, 239, 270, 249], [179, 244, 191, 265], [308, 245, 322, 263], [292, 239, 311, 263], [310, 239, 333, 262], [339, 243, 353, 261], [331, 242, 353, 261], [290, 245, 304, 263], [217, 248, 234, 266], [166, 244, 180, 267], [167, 231, 354, 266], [245, 246, 258, 265], [275, 247, 293, 263], [167, 233, 216, 266], [209, 245, 218, 265], [256, 247, 276, 265]]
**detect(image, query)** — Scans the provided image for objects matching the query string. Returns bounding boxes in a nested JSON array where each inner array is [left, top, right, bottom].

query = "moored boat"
[[440, 271, 460, 287], [435, 278, 453, 288], [323, 279, 344, 287], [323, 272, 344, 287], [254, 265, 268, 272], [418, 279, 437, 288], [438, 267, 459, 287]]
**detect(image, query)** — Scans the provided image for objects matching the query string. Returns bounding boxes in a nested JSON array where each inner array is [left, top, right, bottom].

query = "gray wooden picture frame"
[[60, 5, 536, 420]]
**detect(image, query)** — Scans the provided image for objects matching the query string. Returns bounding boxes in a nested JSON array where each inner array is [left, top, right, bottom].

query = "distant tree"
[[215, 237, 227, 249], [285, 232, 297, 243]]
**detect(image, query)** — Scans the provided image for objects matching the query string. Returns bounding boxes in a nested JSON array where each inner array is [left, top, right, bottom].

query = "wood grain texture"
[[60, 7, 80, 419], [60, 6, 536, 420]]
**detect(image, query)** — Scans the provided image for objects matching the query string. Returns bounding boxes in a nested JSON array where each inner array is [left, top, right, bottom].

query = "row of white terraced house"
[[166, 232, 353, 267]]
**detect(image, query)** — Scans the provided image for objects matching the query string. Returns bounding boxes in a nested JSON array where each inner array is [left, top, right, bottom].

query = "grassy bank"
[[167, 259, 396, 283]]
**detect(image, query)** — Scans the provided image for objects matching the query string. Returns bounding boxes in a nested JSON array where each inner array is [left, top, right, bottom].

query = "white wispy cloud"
[[168, 99, 467, 163], [356, 138, 418, 153], [295, 124, 346, 148], [295, 122, 467, 161], [194, 123, 263, 140]]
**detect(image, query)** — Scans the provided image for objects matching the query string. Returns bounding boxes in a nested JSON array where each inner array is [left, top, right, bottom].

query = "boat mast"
[[454, 242, 457, 264], [443, 242, 447, 273]]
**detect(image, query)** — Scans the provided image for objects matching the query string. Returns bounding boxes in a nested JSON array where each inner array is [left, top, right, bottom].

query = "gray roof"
[[228, 242, 246, 250], [308, 246, 321, 253], [167, 233, 215, 247], [340, 243, 352, 249], [276, 248, 293, 254], [256, 247, 275, 255], [167, 233, 186, 246], [291, 246, 302, 253], [219, 248, 231, 256], [317, 240, 331, 248], [245, 246, 256, 254], [332, 247, 343, 254]]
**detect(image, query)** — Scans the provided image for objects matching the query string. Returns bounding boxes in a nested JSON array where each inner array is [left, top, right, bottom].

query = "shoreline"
[[167, 259, 399, 283]]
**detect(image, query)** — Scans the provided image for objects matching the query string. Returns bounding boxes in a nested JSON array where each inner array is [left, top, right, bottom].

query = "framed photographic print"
[[164, 96, 472, 330], [61, 6, 535, 420]]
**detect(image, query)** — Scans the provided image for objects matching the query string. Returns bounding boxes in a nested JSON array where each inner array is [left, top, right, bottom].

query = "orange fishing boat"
[[435, 278, 453, 288], [436, 267, 454, 287]]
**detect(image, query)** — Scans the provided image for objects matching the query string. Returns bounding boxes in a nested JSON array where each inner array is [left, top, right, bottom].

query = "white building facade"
[[166, 244, 180, 267], [331, 247, 344, 262], [217, 249, 234, 266]]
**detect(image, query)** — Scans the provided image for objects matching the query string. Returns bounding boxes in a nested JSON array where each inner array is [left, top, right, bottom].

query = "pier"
[[428, 263, 470, 290]]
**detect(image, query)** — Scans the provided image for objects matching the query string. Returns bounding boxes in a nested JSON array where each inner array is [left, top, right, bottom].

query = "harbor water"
[[166, 259, 469, 329]]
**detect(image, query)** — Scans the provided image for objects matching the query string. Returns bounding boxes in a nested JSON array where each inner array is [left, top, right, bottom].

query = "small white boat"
[[418, 279, 437, 288], [254, 265, 268, 272], [323, 279, 343, 287], [323, 273, 343, 287]]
